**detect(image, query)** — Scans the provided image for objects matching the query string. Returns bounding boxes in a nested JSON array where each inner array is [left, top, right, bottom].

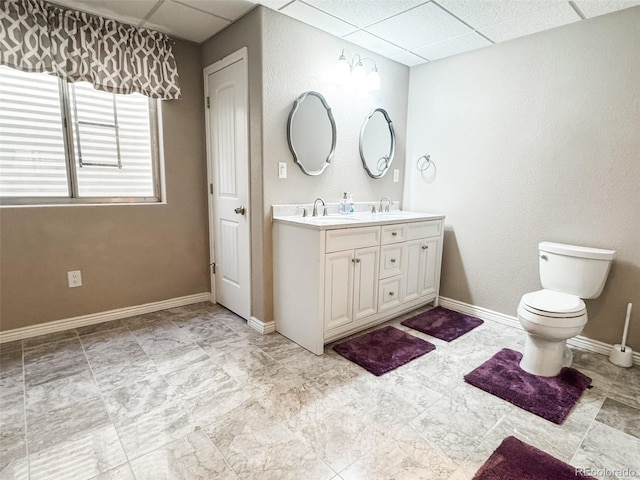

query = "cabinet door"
[[403, 239, 423, 303], [324, 251, 354, 331], [419, 238, 439, 297], [353, 246, 379, 321]]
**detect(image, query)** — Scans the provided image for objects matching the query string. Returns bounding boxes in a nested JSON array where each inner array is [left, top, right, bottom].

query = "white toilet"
[[518, 241, 615, 377]]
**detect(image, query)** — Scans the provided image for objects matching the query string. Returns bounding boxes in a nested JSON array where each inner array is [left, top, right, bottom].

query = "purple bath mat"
[[464, 348, 592, 424], [401, 306, 483, 341], [472, 436, 596, 480], [332, 326, 435, 376]]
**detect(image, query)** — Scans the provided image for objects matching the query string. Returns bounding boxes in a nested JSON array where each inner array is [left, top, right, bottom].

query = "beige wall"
[[0, 40, 209, 332], [405, 7, 640, 350]]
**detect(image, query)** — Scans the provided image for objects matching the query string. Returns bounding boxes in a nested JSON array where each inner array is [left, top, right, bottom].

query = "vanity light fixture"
[[334, 50, 381, 91]]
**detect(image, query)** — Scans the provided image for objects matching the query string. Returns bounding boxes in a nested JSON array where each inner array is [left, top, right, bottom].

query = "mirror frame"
[[359, 108, 396, 179], [287, 91, 337, 176]]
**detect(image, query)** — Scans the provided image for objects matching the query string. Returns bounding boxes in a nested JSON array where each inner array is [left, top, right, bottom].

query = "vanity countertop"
[[272, 211, 445, 230]]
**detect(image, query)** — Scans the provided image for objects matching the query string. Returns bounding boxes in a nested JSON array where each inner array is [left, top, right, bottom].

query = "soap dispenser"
[[348, 194, 355, 213], [340, 192, 349, 214]]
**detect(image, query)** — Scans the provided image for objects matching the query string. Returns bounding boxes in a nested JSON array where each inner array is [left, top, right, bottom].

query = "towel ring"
[[417, 154, 436, 183]]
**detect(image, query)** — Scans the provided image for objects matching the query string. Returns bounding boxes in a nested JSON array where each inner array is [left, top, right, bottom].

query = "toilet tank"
[[539, 242, 615, 299]]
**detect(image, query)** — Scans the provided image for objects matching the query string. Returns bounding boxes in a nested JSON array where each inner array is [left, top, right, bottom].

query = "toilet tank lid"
[[539, 241, 615, 260]]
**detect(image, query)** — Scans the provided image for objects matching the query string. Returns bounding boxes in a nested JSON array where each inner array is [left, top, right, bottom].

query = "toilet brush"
[[609, 303, 634, 368]]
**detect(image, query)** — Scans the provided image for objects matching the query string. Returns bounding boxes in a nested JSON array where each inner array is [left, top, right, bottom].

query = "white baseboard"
[[439, 296, 640, 366], [0, 292, 211, 344], [249, 316, 276, 335]]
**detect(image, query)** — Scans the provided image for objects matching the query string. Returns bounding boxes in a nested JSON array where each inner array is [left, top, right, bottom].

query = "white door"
[[205, 51, 250, 320]]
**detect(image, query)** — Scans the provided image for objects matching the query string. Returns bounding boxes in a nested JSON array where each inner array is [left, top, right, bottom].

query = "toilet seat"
[[521, 289, 585, 317]]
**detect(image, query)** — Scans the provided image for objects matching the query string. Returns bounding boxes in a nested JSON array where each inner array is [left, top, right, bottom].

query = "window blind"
[[0, 66, 69, 197]]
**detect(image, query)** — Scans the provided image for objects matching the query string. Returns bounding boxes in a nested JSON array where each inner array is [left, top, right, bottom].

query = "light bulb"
[[367, 67, 381, 91], [352, 61, 367, 89], [333, 53, 351, 85]]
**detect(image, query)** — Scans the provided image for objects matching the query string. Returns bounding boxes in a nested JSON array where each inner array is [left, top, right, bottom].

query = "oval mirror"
[[360, 108, 395, 178], [287, 91, 336, 176]]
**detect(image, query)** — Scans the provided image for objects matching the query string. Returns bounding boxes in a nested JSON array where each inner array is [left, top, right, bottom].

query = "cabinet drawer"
[[326, 226, 380, 253], [379, 244, 403, 279], [381, 225, 405, 244], [378, 276, 402, 312], [405, 221, 441, 240]]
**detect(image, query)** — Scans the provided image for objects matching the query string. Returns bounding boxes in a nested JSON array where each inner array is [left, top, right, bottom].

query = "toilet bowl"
[[518, 290, 587, 376], [518, 242, 615, 377]]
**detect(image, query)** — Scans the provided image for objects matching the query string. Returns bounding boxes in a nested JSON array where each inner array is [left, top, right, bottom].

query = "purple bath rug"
[[464, 348, 592, 424], [472, 436, 597, 480], [332, 326, 435, 376], [401, 306, 483, 341]]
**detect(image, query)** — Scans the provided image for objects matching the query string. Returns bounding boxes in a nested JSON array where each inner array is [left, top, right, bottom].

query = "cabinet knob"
[[421, 245, 428, 250], [391, 232, 398, 237], [390, 258, 396, 263], [352, 258, 361, 263], [389, 291, 395, 296]]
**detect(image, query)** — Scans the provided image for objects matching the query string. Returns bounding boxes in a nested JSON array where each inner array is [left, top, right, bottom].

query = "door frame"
[[203, 47, 250, 307]]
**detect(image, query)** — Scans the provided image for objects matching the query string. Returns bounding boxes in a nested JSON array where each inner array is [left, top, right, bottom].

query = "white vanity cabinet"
[[273, 213, 444, 355]]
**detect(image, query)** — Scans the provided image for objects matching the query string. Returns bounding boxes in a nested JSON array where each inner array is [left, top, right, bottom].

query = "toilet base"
[[520, 335, 572, 377]]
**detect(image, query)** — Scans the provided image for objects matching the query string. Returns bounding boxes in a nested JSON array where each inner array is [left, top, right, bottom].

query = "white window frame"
[[0, 74, 162, 206]]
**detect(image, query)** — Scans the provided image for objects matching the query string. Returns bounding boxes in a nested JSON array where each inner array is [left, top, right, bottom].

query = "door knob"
[[234, 206, 246, 215]]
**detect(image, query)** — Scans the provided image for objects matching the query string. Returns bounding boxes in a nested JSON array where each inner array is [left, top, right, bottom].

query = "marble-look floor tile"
[[0, 340, 22, 354], [27, 395, 112, 455], [150, 343, 209, 375], [89, 463, 136, 480], [115, 400, 200, 460], [101, 374, 179, 422], [22, 330, 78, 349], [130, 430, 237, 479], [26, 372, 101, 416], [28, 424, 127, 480], [595, 397, 640, 439], [76, 319, 128, 336], [607, 366, 640, 409], [206, 403, 335, 480], [340, 425, 457, 480], [23, 339, 91, 387], [0, 454, 28, 480], [164, 356, 235, 398], [571, 349, 621, 392], [572, 421, 640, 480], [0, 400, 26, 479], [128, 319, 195, 357], [181, 376, 255, 428]]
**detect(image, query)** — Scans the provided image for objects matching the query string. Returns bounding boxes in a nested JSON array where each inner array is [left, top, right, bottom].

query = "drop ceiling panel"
[[413, 32, 493, 61], [479, 2, 581, 43], [344, 30, 404, 57], [145, 0, 230, 43], [574, 0, 640, 18], [47, 0, 158, 25], [390, 50, 428, 67], [175, 0, 257, 21], [303, 0, 426, 28], [280, 1, 359, 37], [437, 0, 564, 29], [367, 2, 472, 50]]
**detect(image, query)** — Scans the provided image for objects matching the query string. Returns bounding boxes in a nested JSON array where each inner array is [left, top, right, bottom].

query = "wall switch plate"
[[67, 270, 82, 288], [393, 169, 400, 182], [278, 162, 287, 179]]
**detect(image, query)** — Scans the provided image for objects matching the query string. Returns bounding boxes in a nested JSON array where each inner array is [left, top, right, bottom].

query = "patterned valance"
[[0, 0, 181, 99]]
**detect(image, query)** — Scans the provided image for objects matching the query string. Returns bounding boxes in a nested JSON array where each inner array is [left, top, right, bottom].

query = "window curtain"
[[0, 0, 181, 99]]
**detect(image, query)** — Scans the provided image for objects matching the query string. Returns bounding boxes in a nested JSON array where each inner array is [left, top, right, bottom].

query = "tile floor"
[[1, 302, 639, 480]]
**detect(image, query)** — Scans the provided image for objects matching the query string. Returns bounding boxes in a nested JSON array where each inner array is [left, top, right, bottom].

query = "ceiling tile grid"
[[44, 0, 640, 66]]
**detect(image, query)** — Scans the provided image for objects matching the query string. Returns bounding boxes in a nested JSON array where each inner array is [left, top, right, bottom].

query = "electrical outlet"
[[278, 162, 287, 179], [67, 270, 82, 288], [393, 169, 400, 182]]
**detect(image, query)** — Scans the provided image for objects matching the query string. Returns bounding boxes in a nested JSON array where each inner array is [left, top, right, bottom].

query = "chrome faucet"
[[379, 197, 392, 213], [312, 197, 327, 216]]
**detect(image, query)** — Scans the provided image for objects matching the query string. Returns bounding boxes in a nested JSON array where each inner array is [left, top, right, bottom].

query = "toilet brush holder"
[[609, 303, 634, 368]]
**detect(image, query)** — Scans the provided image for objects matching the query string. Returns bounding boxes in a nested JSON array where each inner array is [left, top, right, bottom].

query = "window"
[[0, 66, 161, 204]]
